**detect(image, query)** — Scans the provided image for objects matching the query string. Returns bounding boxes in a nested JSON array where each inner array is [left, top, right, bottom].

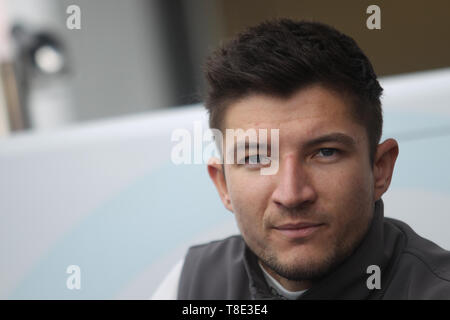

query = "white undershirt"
[[258, 261, 308, 300]]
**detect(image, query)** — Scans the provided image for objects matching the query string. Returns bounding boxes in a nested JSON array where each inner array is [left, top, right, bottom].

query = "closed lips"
[[273, 222, 325, 239], [275, 222, 324, 229]]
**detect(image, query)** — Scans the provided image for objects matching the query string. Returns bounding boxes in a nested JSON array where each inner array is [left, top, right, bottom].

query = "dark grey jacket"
[[178, 199, 450, 299]]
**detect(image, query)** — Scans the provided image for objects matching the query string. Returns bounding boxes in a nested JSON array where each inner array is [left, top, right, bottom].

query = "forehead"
[[223, 85, 365, 141]]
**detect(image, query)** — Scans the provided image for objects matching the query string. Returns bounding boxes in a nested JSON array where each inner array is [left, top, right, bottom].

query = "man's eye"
[[317, 148, 339, 157]]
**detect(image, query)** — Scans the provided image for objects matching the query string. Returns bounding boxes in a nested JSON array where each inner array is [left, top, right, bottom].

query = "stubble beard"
[[254, 212, 373, 283]]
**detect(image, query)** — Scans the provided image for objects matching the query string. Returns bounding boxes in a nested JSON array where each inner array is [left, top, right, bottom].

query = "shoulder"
[[151, 235, 247, 300], [178, 234, 251, 299], [181, 234, 247, 280], [385, 217, 450, 298]]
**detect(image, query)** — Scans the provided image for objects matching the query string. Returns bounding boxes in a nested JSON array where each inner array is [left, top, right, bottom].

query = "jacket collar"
[[243, 199, 405, 299]]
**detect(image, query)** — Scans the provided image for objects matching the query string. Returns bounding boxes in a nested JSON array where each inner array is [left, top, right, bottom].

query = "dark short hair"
[[204, 19, 383, 165]]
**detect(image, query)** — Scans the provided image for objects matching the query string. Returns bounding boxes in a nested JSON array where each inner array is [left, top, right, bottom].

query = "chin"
[[260, 245, 334, 281]]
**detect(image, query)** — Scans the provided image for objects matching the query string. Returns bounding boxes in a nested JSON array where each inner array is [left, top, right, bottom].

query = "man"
[[152, 19, 450, 299]]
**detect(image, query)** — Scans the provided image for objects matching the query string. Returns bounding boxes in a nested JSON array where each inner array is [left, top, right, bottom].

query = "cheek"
[[335, 177, 373, 252], [315, 159, 374, 224], [228, 172, 271, 210], [227, 173, 272, 233], [317, 156, 372, 198]]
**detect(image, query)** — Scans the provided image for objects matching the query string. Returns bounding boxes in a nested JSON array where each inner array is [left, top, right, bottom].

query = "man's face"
[[220, 85, 376, 286]]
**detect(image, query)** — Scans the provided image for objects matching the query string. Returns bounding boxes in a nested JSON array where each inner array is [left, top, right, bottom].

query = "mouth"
[[273, 222, 325, 239]]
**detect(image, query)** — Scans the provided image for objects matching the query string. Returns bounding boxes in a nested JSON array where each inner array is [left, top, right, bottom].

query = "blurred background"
[[0, 0, 449, 134], [0, 0, 449, 299]]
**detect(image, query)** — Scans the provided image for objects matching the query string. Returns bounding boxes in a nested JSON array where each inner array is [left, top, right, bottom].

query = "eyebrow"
[[227, 132, 356, 155], [303, 132, 357, 149]]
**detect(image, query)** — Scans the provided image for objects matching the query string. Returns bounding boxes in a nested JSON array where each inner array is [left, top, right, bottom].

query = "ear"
[[207, 157, 234, 212], [373, 138, 399, 201]]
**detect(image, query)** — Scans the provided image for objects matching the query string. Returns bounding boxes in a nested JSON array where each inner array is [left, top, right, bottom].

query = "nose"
[[271, 155, 317, 210]]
